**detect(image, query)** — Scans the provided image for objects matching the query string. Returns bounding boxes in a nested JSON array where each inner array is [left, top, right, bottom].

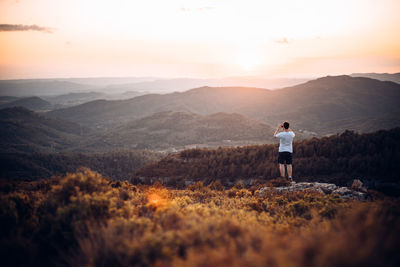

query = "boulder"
[[332, 187, 367, 200], [258, 181, 366, 200], [313, 182, 338, 194], [351, 179, 368, 193]]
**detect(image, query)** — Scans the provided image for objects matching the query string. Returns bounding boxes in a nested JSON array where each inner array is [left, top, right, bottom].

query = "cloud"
[[0, 24, 53, 33], [274, 37, 289, 44], [179, 6, 215, 12], [197, 7, 215, 11]]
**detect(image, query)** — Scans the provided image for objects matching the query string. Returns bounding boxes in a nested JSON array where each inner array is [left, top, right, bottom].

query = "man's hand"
[[274, 123, 282, 138]]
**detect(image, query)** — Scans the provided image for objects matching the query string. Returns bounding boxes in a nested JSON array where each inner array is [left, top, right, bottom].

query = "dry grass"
[[0, 168, 399, 267]]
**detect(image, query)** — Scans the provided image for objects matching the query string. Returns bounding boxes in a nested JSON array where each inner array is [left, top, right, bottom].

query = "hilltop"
[[134, 128, 400, 193]]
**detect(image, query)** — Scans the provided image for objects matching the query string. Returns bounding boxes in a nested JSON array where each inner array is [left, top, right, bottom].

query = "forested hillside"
[[0, 107, 91, 153], [0, 96, 52, 111], [0, 150, 161, 180], [136, 128, 400, 187], [0, 107, 286, 152], [86, 111, 279, 150], [3, 128, 399, 188]]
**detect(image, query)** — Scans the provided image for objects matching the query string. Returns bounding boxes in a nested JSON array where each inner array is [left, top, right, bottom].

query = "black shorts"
[[278, 152, 292, 164]]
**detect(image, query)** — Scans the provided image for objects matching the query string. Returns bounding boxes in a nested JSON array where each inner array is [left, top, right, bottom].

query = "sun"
[[235, 43, 261, 71]]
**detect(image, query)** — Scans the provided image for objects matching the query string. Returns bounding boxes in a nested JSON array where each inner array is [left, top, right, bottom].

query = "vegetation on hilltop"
[[2, 127, 399, 192], [136, 128, 400, 188], [0, 168, 399, 266], [0, 150, 162, 180]]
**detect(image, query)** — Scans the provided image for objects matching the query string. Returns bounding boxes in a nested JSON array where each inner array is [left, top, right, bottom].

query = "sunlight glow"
[[146, 189, 170, 209], [148, 193, 162, 205], [235, 43, 262, 71], [0, 0, 399, 78]]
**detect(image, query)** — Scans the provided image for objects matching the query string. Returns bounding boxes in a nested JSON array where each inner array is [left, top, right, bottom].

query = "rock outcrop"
[[259, 180, 368, 200]]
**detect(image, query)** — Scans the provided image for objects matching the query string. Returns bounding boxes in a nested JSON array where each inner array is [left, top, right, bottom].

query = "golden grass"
[[0, 168, 399, 267]]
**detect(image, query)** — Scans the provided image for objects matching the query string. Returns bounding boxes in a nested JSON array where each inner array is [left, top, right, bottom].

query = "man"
[[273, 121, 295, 181]]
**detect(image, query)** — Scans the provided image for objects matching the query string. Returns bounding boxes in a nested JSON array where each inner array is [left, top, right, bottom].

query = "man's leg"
[[279, 164, 286, 178], [287, 164, 292, 178]]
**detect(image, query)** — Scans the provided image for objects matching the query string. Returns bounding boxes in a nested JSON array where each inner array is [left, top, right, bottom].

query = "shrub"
[[1, 169, 399, 267], [187, 181, 207, 192], [268, 178, 291, 187], [208, 180, 224, 191]]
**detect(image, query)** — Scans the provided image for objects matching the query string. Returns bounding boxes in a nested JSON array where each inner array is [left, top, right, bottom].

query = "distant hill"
[[351, 73, 400, 84], [0, 96, 52, 111], [105, 77, 308, 93], [114, 91, 145, 99], [48, 86, 273, 128], [0, 80, 94, 97], [0, 76, 307, 96], [0, 96, 19, 104], [84, 111, 280, 150], [43, 92, 107, 106], [1, 108, 287, 153], [0, 107, 89, 153], [47, 75, 400, 135], [259, 75, 400, 134]]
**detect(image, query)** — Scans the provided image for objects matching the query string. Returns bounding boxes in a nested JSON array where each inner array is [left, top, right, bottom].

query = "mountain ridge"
[[351, 72, 400, 84], [47, 75, 400, 135]]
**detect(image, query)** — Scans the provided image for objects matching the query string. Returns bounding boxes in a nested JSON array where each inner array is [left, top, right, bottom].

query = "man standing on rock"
[[274, 121, 295, 181]]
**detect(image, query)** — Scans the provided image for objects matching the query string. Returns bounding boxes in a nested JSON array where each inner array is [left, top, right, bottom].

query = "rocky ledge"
[[259, 179, 368, 201]]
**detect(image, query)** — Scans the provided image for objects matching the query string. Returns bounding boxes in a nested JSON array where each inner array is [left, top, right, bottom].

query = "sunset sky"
[[0, 0, 399, 79]]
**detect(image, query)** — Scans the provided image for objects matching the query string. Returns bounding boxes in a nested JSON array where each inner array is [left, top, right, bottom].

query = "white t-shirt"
[[276, 131, 295, 153]]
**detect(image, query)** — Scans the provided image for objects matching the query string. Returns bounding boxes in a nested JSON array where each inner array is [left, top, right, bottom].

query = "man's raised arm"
[[274, 124, 282, 138]]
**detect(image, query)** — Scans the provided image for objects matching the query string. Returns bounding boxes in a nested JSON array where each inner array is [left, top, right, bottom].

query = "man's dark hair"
[[283, 121, 289, 129]]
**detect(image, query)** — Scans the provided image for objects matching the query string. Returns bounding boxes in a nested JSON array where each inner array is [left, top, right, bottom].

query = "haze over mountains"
[[2, 72, 398, 98], [47, 75, 400, 135], [0, 76, 309, 96], [1, 74, 400, 153], [351, 72, 400, 84]]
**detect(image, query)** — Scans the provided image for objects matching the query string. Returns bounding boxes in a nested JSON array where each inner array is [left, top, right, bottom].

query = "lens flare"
[[146, 188, 170, 209]]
